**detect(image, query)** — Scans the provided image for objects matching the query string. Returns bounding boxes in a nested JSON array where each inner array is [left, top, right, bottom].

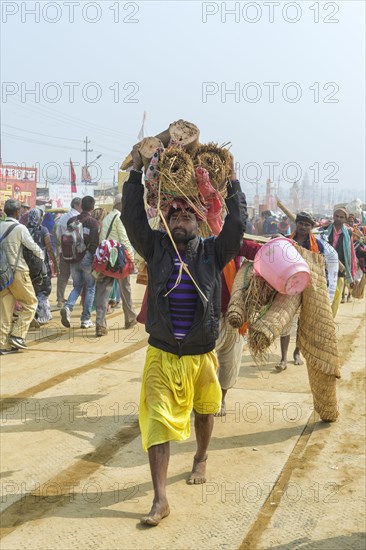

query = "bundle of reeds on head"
[[145, 180, 174, 211], [157, 147, 198, 198], [193, 143, 232, 197]]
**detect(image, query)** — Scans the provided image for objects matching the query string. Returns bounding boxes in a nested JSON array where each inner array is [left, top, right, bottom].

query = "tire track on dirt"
[[0, 422, 141, 539], [239, 314, 365, 550], [0, 338, 148, 413]]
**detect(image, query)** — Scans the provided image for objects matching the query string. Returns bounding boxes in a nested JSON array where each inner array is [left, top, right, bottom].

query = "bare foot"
[[275, 360, 287, 371], [187, 455, 208, 484], [214, 401, 226, 417], [293, 353, 304, 366], [140, 499, 170, 526]]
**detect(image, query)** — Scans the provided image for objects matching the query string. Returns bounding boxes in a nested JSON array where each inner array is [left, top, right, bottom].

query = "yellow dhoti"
[[331, 277, 345, 318], [139, 345, 222, 451]]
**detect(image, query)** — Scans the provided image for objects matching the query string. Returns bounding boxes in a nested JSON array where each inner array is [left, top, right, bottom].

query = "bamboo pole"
[[276, 196, 296, 222]]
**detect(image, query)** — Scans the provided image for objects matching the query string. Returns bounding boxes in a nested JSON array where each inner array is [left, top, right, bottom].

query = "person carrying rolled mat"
[[276, 211, 337, 371]]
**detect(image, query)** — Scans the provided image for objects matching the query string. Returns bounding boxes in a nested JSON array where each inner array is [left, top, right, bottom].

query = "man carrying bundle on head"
[[122, 143, 247, 526], [276, 211, 338, 371]]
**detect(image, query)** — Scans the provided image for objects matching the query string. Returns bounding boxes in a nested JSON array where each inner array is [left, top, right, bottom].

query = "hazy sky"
[[1, 0, 365, 203]]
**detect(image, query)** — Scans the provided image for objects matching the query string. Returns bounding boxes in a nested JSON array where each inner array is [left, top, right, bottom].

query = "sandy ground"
[[0, 276, 365, 550]]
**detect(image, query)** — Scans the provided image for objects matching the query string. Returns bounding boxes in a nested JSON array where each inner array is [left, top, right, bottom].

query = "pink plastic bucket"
[[254, 237, 311, 295]]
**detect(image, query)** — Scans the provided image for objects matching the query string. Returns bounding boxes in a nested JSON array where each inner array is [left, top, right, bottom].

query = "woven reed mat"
[[248, 292, 301, 359], [227, 260, 276, 329], [296, 245, 340, 377], [296, 244, 340, 422]]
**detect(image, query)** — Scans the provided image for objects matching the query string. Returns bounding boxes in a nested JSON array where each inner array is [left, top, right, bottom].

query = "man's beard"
[[172, 228, 195, 244]]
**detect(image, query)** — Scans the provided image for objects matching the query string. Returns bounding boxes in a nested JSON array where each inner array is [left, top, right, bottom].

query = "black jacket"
[[122, 170, 247, 356]]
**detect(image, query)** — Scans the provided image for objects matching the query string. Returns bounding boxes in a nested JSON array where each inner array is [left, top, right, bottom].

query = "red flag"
[[70, 159, 77, 193]]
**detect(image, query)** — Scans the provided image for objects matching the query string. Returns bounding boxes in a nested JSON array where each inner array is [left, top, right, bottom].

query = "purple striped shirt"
[[167, 255, 198, 340]]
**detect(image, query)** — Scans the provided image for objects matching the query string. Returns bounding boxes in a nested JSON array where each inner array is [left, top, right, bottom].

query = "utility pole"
[[82, 136, 93, 167]]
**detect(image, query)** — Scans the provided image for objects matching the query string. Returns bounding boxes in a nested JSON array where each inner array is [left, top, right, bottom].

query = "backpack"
[[23, 246, 48, 286], [0, 224, 21, 291], [61, 218, 86, 263]]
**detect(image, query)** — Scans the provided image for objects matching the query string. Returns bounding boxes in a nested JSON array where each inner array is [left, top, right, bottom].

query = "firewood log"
[[120, 120, 200, 170], [139, 137, 164, 172]]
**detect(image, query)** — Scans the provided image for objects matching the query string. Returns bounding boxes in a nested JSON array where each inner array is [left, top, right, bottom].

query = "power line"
[[1, 129, 123, 156], [2, 131, 83, 151], [5, 98, 135, 141], [2, 124, 81, 142]]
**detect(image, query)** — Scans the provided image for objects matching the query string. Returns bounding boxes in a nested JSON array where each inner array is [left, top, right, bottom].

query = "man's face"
[[348, 216, 354, 227], [296, 220, 312, 238], [168, 210, 198, 244], [334, 210, 347, 228]]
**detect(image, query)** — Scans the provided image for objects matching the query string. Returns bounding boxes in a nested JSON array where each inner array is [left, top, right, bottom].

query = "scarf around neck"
[[327, 223, 352, 282], [290, 230, 320, 253]]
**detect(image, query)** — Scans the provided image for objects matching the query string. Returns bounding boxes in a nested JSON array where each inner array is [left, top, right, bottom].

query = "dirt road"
[[0, 277, 365, 550]]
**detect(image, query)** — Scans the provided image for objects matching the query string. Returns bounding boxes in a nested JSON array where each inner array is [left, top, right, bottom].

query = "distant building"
[[0, 164, 37, 208]]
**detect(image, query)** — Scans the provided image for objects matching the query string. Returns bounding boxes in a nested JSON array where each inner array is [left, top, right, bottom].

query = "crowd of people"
[[0, 195, 137, 354], [1, 166, 365, 526]]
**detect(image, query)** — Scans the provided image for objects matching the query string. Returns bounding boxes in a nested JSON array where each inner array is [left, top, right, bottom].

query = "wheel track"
[[0, 422, 141, 539], [239, 314, 365, 550], [0, 338, 148, 413]]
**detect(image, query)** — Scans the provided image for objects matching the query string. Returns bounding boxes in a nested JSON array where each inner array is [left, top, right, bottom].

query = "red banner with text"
[[0, 165, 37, 208]]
